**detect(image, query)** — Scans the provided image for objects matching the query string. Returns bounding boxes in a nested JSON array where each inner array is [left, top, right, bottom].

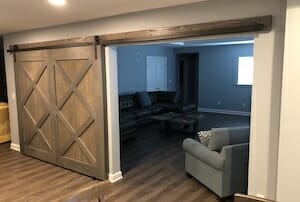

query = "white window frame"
[[237, 56, 254, 86]]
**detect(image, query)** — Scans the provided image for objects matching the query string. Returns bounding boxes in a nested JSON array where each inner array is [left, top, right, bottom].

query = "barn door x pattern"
[[16, 46, 106, 179]]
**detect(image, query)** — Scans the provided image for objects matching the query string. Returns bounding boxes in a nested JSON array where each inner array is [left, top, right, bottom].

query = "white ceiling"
[[0, 0, 207, 35]]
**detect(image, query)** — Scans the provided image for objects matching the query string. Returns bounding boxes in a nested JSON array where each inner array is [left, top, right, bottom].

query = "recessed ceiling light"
[[169, 42, 184, 46], [48, 0, 66, 6]]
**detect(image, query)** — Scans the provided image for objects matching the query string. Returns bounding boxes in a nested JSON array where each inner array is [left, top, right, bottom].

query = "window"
[[237, 56, 254, 85]]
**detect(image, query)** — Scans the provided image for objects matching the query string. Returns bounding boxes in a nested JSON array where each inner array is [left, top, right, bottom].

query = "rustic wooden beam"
[[7, 15, 272, 53], [7, 36, 99, 53], [99, 15, 272, 45]]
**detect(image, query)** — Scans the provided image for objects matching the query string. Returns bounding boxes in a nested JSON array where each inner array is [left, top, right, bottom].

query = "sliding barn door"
[[52, 46, 106, 179], [15, 50, 56, 163], [15, 44, 107, 180]]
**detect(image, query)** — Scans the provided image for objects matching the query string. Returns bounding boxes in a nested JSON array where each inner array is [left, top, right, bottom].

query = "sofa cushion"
[[120, 119, 137, 132], [149, 92, 159, 104], [121, 111, 137, 120], [119, 95, 136, 110], [208, 127, 250, 152], [129, 108, 152, 118], [158, 91, 176, 103], [147, 105, 164, 114], [158, 103, 197, 113], [198, 130, 211, 146], [179, 104, 197, 113], [136, 92, 152, 108]]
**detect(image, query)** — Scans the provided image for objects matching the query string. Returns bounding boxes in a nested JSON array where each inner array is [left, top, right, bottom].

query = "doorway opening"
[[113, 36, 254, 198], [177, 53, 199, 105]]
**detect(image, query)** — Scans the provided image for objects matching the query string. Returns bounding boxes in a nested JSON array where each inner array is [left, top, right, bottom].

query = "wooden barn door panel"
[[15, 51, 56, 163], [52, 46, 106, 179], [15, 44, 107, 180]]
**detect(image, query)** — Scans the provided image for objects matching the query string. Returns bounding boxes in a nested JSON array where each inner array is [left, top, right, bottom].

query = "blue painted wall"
[[117, 45, 176, 94], [174, 44, 253, 112]]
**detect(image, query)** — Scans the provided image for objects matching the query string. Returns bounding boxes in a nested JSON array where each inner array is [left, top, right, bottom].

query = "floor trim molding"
[[10, 143, 20, 152], [198, 107, 251, 116], [109, 171, 123, 183]]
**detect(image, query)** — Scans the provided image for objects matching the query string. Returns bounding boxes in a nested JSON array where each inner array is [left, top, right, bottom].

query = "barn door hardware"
[[7, 36, 100, 53], [94, 36, 100, 60]]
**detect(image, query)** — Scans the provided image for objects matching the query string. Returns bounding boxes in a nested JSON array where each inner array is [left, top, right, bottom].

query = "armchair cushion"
[[208, 127, 250, 152], [183, 138, 224, 170]]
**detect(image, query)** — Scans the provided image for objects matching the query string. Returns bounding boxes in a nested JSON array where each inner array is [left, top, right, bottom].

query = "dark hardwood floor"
[[196, 112, 250, 131], [104, 112, 250, 202], [0, 112, 249, 202], [0, 143, 105, 202]]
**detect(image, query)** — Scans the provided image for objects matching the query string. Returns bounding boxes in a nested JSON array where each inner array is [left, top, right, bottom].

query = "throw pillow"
[[136, 92, 152, 108], [198, 130, 212, 146], [173, 93, 180, 103]]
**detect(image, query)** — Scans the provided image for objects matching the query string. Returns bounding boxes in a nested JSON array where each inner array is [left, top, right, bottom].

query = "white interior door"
[[146, 56, 167, 92]]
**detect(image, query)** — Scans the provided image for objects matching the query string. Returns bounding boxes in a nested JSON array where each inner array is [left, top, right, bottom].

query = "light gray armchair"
[[183, 127, 250, 198]]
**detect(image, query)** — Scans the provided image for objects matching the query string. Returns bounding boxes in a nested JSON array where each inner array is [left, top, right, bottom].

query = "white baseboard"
[[109, 171, 123, 183], [198, 107, 251, 116], [10, 143, 20, 152]]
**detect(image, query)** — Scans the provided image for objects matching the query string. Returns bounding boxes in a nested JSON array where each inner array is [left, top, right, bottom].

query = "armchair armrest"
[[220, 143, 249, 194], [220, 143, 249, 166], [183, 138, 225, 170]]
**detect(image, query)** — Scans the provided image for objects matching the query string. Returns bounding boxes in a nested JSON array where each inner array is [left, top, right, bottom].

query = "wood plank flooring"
[[104, 113, 249, 202], [0, 143, 105, 202], [107, 132, 220, 202], [0, 113, 249, 201]]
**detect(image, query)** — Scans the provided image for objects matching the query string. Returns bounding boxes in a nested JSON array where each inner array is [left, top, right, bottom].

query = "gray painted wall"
[[118, 44, 253, 112], [175, 44, 254, 112], [117, 45, 176, 94]]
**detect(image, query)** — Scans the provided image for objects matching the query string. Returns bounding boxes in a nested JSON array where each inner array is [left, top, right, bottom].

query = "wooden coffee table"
[[169, 117, 197, 134], [152, 112, 182, 134], [184, 113, 206, 133], [152, 112, 197, 135]]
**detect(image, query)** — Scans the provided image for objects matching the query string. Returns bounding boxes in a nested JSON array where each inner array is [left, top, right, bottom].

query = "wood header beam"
[[99, 15, 272, 45], [7, 36, 99, 53], [7, 15, 272, 53]]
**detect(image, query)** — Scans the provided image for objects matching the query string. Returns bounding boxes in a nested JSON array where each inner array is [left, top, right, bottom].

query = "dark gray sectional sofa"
[[119, 91, 197, 140]]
